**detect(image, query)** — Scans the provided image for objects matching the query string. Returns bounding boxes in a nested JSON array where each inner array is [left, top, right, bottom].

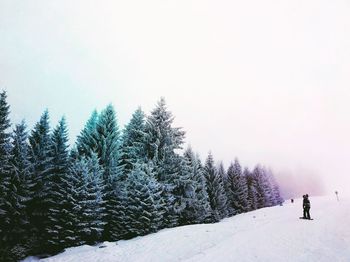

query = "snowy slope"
[[27, 196, 350, 262]]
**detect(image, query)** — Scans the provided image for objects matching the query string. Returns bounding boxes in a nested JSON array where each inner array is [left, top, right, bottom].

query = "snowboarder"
[[303, 194, 311, 219], [335, 191, 339, 201]]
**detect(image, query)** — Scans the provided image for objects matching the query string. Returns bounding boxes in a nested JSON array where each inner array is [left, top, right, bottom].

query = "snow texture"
[[24, 196, 350, 262]]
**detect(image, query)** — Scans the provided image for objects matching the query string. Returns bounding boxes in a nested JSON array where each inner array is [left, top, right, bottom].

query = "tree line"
[[0, 91, 283, 261]]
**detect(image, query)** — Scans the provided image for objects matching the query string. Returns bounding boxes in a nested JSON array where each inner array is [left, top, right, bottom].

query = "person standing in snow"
[[303, 194, 311, 219]]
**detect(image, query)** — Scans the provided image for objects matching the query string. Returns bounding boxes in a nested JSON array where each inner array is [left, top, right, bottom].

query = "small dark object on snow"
[[99, 245, 107, 249], [291, 199, 294, 203], [335, 191, 339, 201], [299, 217, 313, 220]]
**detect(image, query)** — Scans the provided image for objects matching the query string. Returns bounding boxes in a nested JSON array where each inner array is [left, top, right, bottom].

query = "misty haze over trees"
[[276, 169, 325, 200], [0, 91, 283, 261]]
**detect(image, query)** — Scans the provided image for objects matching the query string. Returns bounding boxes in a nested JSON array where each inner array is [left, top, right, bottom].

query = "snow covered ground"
[[25, 195, 350, 262]]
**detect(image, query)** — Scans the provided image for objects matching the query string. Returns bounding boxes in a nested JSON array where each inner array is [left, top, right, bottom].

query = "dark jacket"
[[303, 198, 310, 209]]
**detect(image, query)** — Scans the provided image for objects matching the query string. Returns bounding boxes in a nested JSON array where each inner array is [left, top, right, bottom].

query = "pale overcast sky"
[[1, 0, 350, 196]]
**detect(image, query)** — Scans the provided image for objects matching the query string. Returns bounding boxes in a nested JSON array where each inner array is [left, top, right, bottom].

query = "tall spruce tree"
[[216, 162, 229, 218], [172, 155, 195, 226], [120, 107, 146, 172], [203, 153, 228, 222], [182, 147, 211, 224], [144, 98, 185, 163], [70, 155, 105, 245], [272, 182, 283, 206], [0, 91, 12, 260], [59, 163, 79, 248], [217, 162, 226, 180], [76, 110, 99, 158], [28, 110, 53, 253], [95, 104, 125, 240], [265, 168, 284, 206], [45, 117, 70, 252], [245, 168, 258, 211], [156, 155, 180, 227], [226, 159, 249, 215], [3, 122, 32, 261], [94, 104, 121, 179], [252, 165, 274, 209], [260, 167, 275, 207], [76, 105, 125, 241], [143, 98, 185, 228], [124, 164, 164, 238], [217, 162, 233, 216], [104, 176, 128, 241]]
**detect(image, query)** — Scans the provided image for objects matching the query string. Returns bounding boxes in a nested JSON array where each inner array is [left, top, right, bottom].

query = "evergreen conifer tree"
[[217, 162, 226, 180], [76, 110, 99, 158], [76, 105, 125, 241], [203, 153, 228, 222], [71, 155, 106, 245], [245, 168, 258, 211], [94, 105, 125, 240], [171, 155, 195, 226], [120, 107, 146, 172], [252, 165, 274, 208], [143, 98, 185, 228], [45, 117, 70, 252], [144, 98, 185, 163], [104, 176, 128, 241], [226, 159, 249, 215], [28, 110, 52, 253], [182, 147, 211, 224], [260, 167, 275, 207], [59, 163, 79, 248], [265, 169, 284, 206], [124, 164, 164, 238], [4, 122, 32, 260], [156, 155, 180, 227], [217, 162, 234, 216], [94, 105, 120, 179], [0, 91, 13, 260]]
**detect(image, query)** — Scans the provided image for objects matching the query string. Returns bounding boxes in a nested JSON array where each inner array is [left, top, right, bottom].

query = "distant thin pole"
[[335, 191, 339, 201]]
